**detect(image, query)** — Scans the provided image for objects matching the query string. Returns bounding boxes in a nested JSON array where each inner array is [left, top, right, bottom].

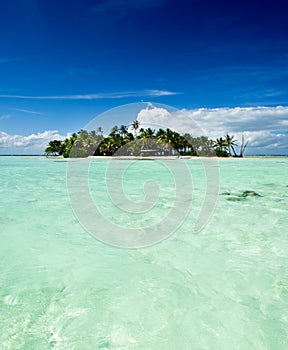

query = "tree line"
[[45, 121, 248, 158]]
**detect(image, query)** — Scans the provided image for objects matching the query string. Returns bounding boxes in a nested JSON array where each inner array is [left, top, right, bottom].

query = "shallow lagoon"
[[0, 156, 288, 349]]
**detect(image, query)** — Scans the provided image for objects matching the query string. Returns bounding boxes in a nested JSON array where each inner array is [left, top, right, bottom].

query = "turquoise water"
[[1, 156, 288, 349]]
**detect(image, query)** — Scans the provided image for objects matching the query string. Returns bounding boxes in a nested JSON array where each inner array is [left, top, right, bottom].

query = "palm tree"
[[155, 128, 165, 154], [225, 134, 237, 156], [119, 124, 128, 137], [131, 120, 140, 137], [110, 125, 119, 136], [124, 132, 134, 143], [215, 137, 224, 150], [214, 137, 228, 151], [181, 133, 196, 155], [45, 140, 62, 156], [139, 127, 154, 139], [173, 132, 185, 154], [96, 127, 103, 135], [213, 137, 229, 157], [138, 128, 155, 150], [100, 135, 116, 155], [162, 128, 179, 155]]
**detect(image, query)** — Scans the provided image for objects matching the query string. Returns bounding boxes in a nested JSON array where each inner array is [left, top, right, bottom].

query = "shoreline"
[[1, 154, 288, 159]]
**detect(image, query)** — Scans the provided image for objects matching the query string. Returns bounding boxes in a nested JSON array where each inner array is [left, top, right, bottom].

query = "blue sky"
[[0, 0, 288, 154]]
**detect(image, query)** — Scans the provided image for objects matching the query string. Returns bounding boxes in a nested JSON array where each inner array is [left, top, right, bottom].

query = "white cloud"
[[0, 90, 178, 100], [1, 106, 287, 155], [13, 108, 43, 115], [137, 105, 288, 155], [0, 130, 70, 155]]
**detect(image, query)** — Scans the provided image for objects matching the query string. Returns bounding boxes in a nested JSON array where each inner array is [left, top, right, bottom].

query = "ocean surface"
[[0, 156, 288, 349]]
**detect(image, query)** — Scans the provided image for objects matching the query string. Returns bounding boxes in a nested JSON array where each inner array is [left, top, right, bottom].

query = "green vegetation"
[[44, 121, 248, 158]]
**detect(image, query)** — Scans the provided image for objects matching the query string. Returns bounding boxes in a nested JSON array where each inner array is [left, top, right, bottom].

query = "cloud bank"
[[0, 130, 69, 155], [137, 105, 288, 155], [1, 106, 287, 155]]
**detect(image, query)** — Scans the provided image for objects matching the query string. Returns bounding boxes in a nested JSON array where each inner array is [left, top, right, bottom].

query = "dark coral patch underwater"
[[222, 190, 262, 201]]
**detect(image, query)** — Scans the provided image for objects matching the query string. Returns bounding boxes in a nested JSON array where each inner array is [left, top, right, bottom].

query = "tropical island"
[[45, 120, 248, 158]]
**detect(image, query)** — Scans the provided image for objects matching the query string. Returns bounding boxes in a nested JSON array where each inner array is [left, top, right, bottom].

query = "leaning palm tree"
[[225, 134, 237, 156], [45, 140, 62, 156]]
